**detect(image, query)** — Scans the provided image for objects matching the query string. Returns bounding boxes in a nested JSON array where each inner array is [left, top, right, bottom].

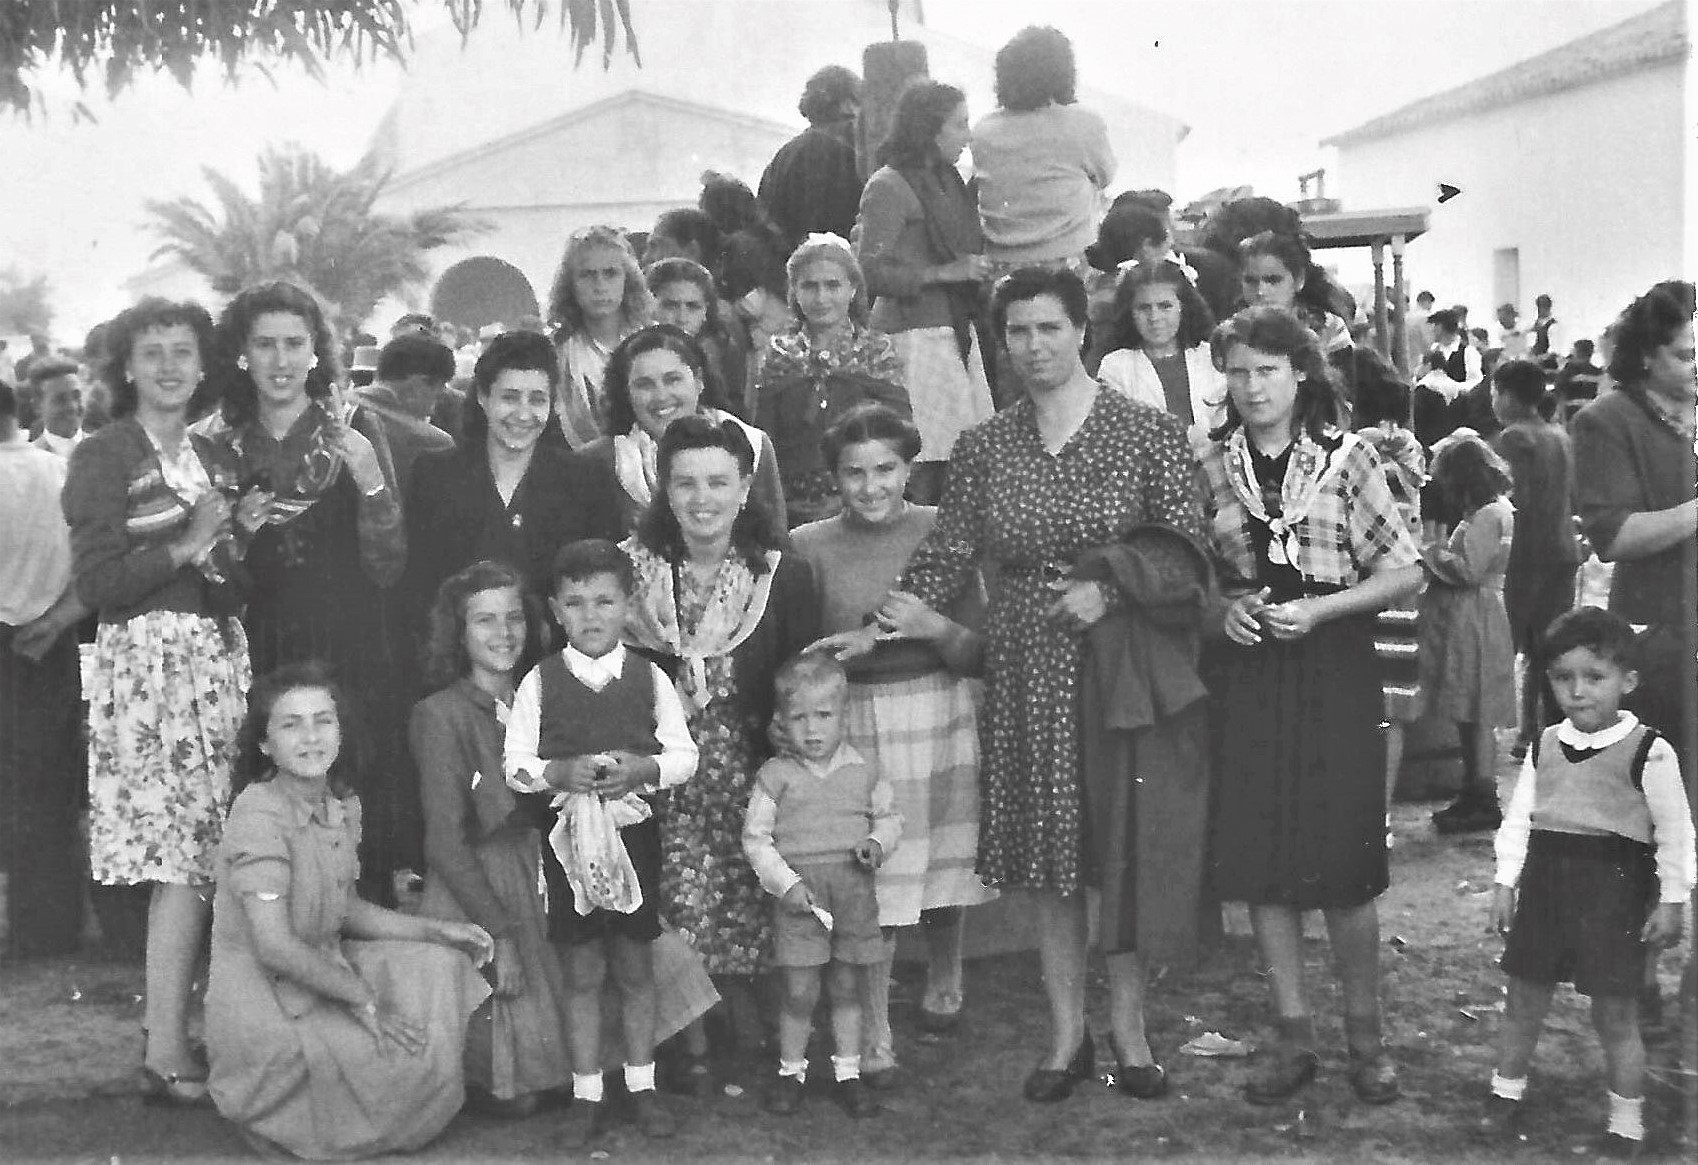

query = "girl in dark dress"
[[203, 281, 413, 903], [1197, 306, 1421, 1107]]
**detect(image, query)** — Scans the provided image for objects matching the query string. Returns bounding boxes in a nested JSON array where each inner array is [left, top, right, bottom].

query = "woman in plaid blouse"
[[1197, 306, 1422, 1108]]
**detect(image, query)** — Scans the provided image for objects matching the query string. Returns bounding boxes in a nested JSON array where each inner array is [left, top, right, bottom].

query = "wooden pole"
[[1371, 240, 1389, 361], [1390, 233, 1409, 377]]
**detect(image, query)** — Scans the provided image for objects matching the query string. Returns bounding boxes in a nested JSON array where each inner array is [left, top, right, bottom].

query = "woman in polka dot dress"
[[900, 268, 1202, 1102]]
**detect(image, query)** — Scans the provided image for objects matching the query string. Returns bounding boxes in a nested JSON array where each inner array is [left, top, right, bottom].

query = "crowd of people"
[[0, 22, 1694, 1161]]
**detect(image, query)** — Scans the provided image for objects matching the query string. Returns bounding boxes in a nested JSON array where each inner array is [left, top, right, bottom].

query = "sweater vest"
[[1529, 722, 1659, 844], [1531, 316, 1556, 357], [1442, 342, 1469, 381], [535, 652, 660, 761], [760, 756, 879, 865]]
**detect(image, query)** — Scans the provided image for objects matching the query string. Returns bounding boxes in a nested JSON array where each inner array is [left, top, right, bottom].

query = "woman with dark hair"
[[62, 297, 254, 1103], [1572, 280, 1697, 1024], [1096, 259, 1224, 440], [643, 209, 722, 271], [205, 662, 493, 1159], [757, 64, 863, 250], [622, 413, 819, 1067], [582, 324, 784, 532], [901, 267, 1207, 1102], [403, 330, 624, 648], [546, 225, 653, 449], [1198, 306, 1421, 1106], [971, 27, 1115, 273], [409, 561, 572, 1116], [202, 279, 414, 904], [856, 78, 994, 503], [799, 402, 994, 1082], [700, 172, 793, 389], [758, 234, 909, 526], [645, 257, 752, 417], [1235, 230, 1353, 356]]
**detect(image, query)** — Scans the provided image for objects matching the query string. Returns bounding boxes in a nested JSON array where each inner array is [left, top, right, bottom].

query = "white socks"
[[779, 1059, 807, 1083], [573, 1064, 657, 1101], [573, 1071, 604, 1104], [625, 1062, 657, 1095], [832, 1054, 861, 1083], [1490, 1071, 1526, 1101], [1606, 1090, 1644, 1141]]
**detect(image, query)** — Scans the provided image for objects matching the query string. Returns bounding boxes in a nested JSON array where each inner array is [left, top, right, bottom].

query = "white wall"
[[1329, 62, 1684, 348]]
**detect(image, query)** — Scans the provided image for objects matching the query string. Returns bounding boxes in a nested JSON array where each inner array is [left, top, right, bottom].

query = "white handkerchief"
[[811, 906, 835, 931], [471, 770, 484, 789]]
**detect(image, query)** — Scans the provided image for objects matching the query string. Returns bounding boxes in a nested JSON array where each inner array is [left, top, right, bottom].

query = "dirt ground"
[[3, 780, 1694, 1163]]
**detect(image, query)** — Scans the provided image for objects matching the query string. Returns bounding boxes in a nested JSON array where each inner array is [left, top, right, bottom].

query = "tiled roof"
[[1322, 0, 1686, 148]]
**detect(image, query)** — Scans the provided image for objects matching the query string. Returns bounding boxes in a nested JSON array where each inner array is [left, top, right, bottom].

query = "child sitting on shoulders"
[[1483, 607, 1694, 1154], [743, 652, 901, 1118], [504, 539, 699, 1147]]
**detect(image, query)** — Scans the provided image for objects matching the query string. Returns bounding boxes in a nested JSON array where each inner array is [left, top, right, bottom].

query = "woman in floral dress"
[[755, 233, 910, 526], [63, 298, 255, 1104], [201, 281, 413, 904], [622, 414, 818, 1070], [901, 268, 1202, 1103]]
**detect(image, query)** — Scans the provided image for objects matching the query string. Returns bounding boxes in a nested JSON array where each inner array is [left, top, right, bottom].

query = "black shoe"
[[1022, 1033, 1094, 1102], [558, 1098, 610, 1149], [1244, 1034, 1319, 1106], [1348, 1047, 1401, 1105], [1476, 1093, 1523, 1139], [860, 1064, 902, 1091], [1107, 1036, 1168, 1099], [628, 1090, 676, 1139], [663, 1050, 718, 1099], [835, 1077, 882, 1118], [464, 1087, 541, 1119], [1433, 794, 1502, 835], [763, 1074, 805, 1116], [1598, 1132, 1645, 1159]]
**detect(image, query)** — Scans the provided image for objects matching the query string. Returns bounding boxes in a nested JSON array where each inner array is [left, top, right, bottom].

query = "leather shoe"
[[1108, 1036, 1168, 1099], [764, 1074, 805, 1116], [835, 1077, 881, 1118], [628, 1090, 676, 1138], [1348, 1047, 1401, 1104], [558, 1098, 610, 1149], [1476, 1093, 1523, 1139], [1022, 1033, 1094, 1102], [1244, 1044, 1318, 1105]]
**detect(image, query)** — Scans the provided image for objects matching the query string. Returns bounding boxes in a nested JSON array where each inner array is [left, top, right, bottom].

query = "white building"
[[1321, 0, 1686, 349], [369, 0, 1188, 330]]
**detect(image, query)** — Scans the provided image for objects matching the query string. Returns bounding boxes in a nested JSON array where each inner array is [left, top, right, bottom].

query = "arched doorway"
[[430, 257, 540, 331]]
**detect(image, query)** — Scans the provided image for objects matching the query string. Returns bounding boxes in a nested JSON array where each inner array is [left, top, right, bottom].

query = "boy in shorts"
[[1484, 607, 1694, 1154], [743, 652, 901, 1118], [505, 540, 699, 1145]]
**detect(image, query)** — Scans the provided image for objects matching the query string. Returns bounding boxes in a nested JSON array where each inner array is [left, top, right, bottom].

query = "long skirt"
[[419, 828, 572, 1100], [890, 327, 994, 465], [844, 672, 995, 927], [0, 622, 85, 954], [86, 612, 250, 885], [1211, 613, 1389, 910]]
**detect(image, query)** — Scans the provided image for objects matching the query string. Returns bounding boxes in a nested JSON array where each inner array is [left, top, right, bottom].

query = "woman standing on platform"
[[63, 298, 253, 1103]]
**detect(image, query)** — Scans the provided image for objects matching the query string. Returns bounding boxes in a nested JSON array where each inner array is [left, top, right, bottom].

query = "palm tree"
[[1, 1, 639, 117], [144, 144, 487, 326]]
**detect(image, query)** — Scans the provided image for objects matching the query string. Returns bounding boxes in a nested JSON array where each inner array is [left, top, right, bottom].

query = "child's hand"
[[852, 839, 885, 870], [596, 751, 657, 798], [544, 755, 602, 795], [780, 881, 815, 915], [1489, 885, 1516, 936], [1641, 902, 1685, 949]]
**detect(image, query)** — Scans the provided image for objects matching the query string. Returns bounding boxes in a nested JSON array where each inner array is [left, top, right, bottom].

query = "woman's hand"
[[807, 626, 882, 662], [353, 998, 428, 1058], [328, 420, 387, 495], [234, 486, 275, 534], [1223, 587, 1272, 646], [432, 918, 495, 967], [172, 492, 232, 565], [487, 935, 528, 999], [1261, 597, 1322, 640], [1045, 578, 1109, 634], [875, 590, 950, 642]]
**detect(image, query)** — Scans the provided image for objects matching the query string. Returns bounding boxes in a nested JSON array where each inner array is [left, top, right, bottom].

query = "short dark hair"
[[1102, 260, 1216, 353], [1211, 305, 1341, 442], [798, 65, 861, 123], [377, 334, 456, 385], [1535, 294, 1552, 312], [994, 26, 1076, 110], [213, 282, 340, 427], [990, 266, 1089, 343], [635, 413, 782, 574], [1415, 290, 1435, 305], [103, 297, 218, 420], [233, 661, 365, 801], [649, 208, 721, 268], [1543, 606, 1639, 673], [876, 79, 966, 170], [1350, 347, 1412, 428], [1605, 279, 1695, 388], [1492, 358, 1547, 409], [391, 311, 435, 334], [1085, 203, 1169, 273], [26, 357, 79, 388], [1427, 308, 1461, 335], [552, 538, 635, 595], [421, 560, 537, 691], [601, 324, 724, 435], [1429, 433, 1512, 514], [821, 401, 922, 472], [464, 331, 560, 445]]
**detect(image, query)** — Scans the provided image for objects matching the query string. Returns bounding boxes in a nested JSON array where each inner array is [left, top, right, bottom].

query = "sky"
[[0, 0, 1669, 339]]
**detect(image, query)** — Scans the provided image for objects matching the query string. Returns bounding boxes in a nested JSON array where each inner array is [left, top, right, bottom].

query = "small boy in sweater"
[[743, 652, 901, 1118], [504, 540, 699, 1147], [1484, 607, 1694, 1153]]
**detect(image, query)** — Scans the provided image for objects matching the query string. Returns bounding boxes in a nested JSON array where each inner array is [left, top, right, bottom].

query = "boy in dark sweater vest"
[[1484, 608, 1694, 1153], [743, 652, 900, 1118], [504, 540, 698, 1146]]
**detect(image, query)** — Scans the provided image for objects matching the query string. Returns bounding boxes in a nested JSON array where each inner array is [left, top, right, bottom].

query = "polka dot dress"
[[901, 389, 1201, 895]]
